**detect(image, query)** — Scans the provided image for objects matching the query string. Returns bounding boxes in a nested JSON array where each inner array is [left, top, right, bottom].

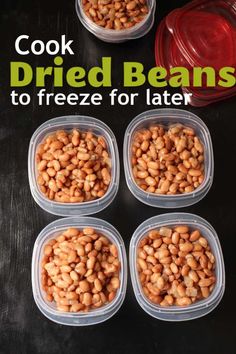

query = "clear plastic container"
[[32, 217, 127, 326], [75, 0, 156, 43], [123, 109, 214, 208], [129, 213, 225, 321], [28, 115, 120, 217]]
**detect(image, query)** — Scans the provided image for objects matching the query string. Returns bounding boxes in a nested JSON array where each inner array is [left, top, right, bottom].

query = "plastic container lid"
[[156, 5, 236, 77], [123, 109, 214, 209], [155, 19, 218, 89], [32, 217, 127, 326], [166, 0, 236, 69], [155, 18, 191, 71], [28, 115, 120, 217], [75, 0, 156, 43], [155, 0, 236, 106], [129, 213, 225, 321]]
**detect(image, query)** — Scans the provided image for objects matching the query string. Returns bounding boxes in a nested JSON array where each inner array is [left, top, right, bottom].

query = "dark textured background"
[[0, 0, 236, 353]]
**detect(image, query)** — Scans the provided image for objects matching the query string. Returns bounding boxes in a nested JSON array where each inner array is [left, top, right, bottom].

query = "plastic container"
[[155, 18, 209, 88], [166, 0, 236, 69], [75, 0, 156, 43], [155, 20, 236, 106], [32, 217, 127, 326], [28, 115, 119, 217], [129, 213, 225, 321], [155, 0, 236, 106], [155, 18, 222, 85], [123, 109, 214, 208]]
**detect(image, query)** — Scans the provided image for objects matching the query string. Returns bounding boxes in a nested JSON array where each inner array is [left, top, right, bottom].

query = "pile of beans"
[[41, 227, 121, 312], [137, 225, 216, 306], [131, 124, 205, 195], [36, 129, 111, 203], [82, 0, 149, 30]]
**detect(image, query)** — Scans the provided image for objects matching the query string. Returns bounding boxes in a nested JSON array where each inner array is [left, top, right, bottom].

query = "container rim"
[[75, 0, 156, 40], [32, 217, 127, 323], [28, 115, 120, 216], [123, 108, 214, 205], [129, 213, 225, 318]]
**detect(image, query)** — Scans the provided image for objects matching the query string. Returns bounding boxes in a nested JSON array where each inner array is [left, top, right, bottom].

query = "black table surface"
[[1, 0, 236, 353]]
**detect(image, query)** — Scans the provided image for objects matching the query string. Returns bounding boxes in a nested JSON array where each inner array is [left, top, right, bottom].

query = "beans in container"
[[36, 129, 111, 203], [41, 227, 121, 312], [82, 0, 149, 30], [137, 225, 216, 307], [131, 124, 205, 195]]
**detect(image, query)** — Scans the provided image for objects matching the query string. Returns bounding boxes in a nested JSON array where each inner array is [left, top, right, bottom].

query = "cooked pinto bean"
[[41, 227, 120, 312], [137, 226, 216, 307], [131, 124, 205, 195], [82, 0, 149, 30], [36, 129, 111, 203]]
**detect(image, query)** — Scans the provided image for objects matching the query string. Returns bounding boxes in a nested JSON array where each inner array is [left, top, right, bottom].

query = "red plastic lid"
[[155, 0, 236, 106], [183, 86, 236, 106], [166, 0, 236, 69], [170, 33, 191, 69], [155, 18, 191, 70], [155, 19, 230, 89]]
